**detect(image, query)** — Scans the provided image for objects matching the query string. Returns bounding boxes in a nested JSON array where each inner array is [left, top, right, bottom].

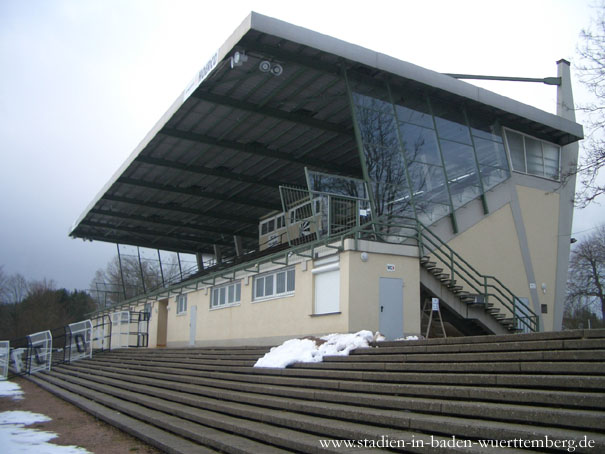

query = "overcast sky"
[[0, 0, 602, 291]]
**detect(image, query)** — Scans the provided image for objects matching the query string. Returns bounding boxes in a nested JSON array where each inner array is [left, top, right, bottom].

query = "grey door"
[[379, 277, 403, 340]]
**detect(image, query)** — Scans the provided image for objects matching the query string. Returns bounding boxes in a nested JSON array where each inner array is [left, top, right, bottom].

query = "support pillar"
[[234, 235, 243, 257], [213, 245, 222, 264], [553, 59, 579, 331], [116, 244, 127, 301], [196, 253, 205, 271]]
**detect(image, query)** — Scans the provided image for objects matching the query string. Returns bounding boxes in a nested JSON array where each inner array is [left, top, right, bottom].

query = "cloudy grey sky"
[[0, 0, 602, 291]]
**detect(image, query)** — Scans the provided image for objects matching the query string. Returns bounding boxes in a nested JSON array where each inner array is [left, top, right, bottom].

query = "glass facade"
[[350, 78, 511, 229]]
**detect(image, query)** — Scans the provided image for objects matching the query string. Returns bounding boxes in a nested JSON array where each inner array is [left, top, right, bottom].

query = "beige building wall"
[[516, 185, 560, 331], [127, 242, 422, 347], [159, 260, 351, 347], [345, 248, 421, 337], [446, 203, 530, 316], [444, 184, 562, 331]]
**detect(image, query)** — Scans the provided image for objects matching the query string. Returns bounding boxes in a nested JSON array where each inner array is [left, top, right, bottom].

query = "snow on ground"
[[395, 335, 420, 341], [255, 330, 376, 368], [0, 381, 24, 400], [255, 331, 425, 368], [0, 382, 91, 454]]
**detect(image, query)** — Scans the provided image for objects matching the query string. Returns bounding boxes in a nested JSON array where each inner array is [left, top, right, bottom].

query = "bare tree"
[[3, 273, 29, 305], [90, 253, 182, 307], [575, 2, 605, 207], [565, 225, 605, 327], [0, 266, 6, 302]]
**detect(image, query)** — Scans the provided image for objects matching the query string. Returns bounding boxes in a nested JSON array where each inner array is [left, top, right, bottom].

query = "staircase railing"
[[414, 220, 538, 332], [328, 215, 538, 332]]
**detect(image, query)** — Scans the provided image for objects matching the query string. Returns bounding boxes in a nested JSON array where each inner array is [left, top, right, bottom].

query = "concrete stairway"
[[420, 256, 519, 335], [28, 330, 605, 453]]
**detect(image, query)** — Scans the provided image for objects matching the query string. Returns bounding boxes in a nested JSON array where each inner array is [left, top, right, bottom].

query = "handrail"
[[413, 218, 538, 332], [323, 214, 538, 332]]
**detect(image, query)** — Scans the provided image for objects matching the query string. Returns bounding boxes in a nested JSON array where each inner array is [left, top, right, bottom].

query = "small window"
[[276, 215, 285, 229], [253, 267, 295, 301], [211, 281, 241, 308], [144, 303, 152, 320], [176, 294, 187, 315], [504, 129, 560, 180]]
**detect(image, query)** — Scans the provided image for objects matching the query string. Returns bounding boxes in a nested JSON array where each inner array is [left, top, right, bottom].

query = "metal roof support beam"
[[444, 74, 561, 86], [191, 91, 350, 136], [196, 253, 205, 271], [234, 235, 243, 257], [99, 195, 259, 227], [158, 249, 165, 287], [78, 232, 211, 255], [80, 220, 235, 249], [137, 247, 146, 294], [117, 177, 280, 211], [159, 128, 351, 174], [135, 155, 285, 188], [116, 244, 127, 300], [177, 253, 183, 280], [90, 208, 257, 239], [214, 245, 223, 264]]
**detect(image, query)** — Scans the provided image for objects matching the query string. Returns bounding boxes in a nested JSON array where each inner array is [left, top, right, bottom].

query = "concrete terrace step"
[[58, 360, 605, 411], [354, 338, 605, 355], [27, 330, 605, 453], [325, 349, 605, 363], [51, 363, 605, 432], [372, 328, 605, 347], [71, 354, 605, 391], [27, 374, 218, 454], [38, 367, 604, 453], [35, 373, 297, 454], [102, 347, 271, 358], [87, 352, 605, 375], [33, 371, 492, 454]]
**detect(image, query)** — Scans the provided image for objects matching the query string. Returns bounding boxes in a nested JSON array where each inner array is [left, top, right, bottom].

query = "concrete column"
[[553, 59, 580, 331]]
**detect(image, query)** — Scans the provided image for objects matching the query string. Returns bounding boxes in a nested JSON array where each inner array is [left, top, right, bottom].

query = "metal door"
[[379, 277, 403, 340]]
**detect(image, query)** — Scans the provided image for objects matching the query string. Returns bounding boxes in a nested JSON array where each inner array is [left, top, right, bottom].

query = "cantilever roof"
[[70, 11, 583, 256]]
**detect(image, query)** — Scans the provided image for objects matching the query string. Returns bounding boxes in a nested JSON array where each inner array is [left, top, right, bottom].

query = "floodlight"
[[230, 51, 248, 69], [271, 63, 283, 76], [259, 60, 272, 72]]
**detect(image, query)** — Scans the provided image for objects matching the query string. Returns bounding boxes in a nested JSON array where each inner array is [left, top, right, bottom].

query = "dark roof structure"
[[70, 12, 583, 257]]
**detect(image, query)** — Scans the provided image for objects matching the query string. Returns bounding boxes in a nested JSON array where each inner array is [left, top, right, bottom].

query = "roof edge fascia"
[[248, 12, 583, 140], [69, 12, 257, 237], [71, 11, 582, 238]]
